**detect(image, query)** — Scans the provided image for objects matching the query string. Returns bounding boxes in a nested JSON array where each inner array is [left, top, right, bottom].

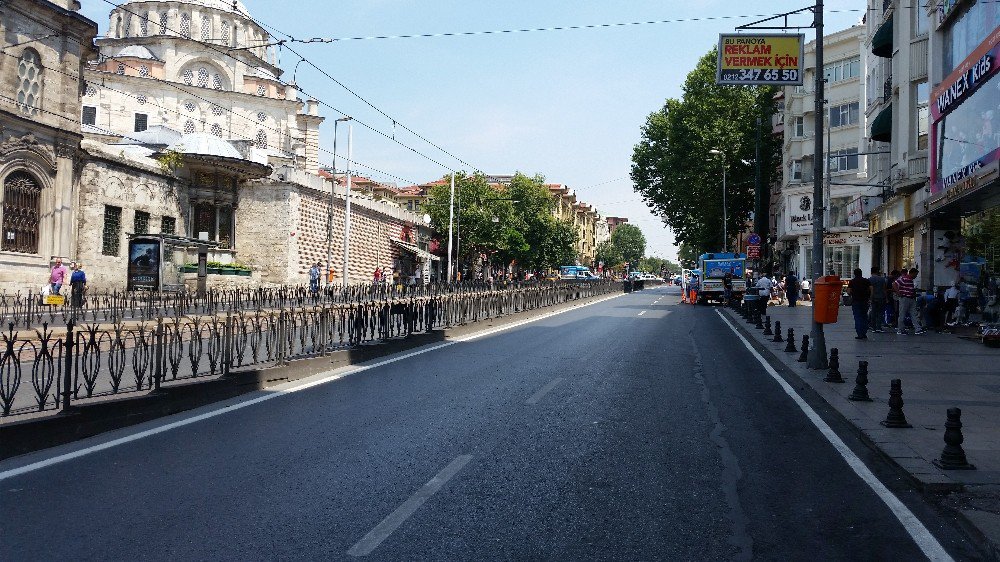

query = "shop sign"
[[846, 196, 867, 227], [869, 197, 909, 234], [823, 232, 868, 246], [936, 0, 968, 28], [787, 194, 813, 231], [932, 52, 994, 119], [716, 34, 804, 86]]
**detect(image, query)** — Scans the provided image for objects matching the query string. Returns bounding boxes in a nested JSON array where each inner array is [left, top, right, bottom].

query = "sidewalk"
[[721, 302, 1000, 557]]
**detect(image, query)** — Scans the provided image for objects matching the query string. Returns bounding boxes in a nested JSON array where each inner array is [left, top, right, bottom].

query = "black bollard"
[[754, 308, 764, 329], [797, 335, 809, 362], [824, 348, 845, 383], [932, 408, 976, 470], [784, 328, 797, 352], [848, 361, 873, 401], [880, 379, 913, 428], [772, 321, 783, 343], [763, 316, 773, 336]]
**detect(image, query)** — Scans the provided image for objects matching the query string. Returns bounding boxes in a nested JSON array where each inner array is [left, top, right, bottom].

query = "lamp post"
[[446, 173, 455, 283], [326, 116, 352, 286], [341, 119, 354, 286], [709, 149, 728, 253]]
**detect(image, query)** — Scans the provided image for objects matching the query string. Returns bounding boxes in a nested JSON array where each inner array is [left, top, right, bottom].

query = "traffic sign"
[[747, 244, 761, 259], [748, 233, 761, 246]]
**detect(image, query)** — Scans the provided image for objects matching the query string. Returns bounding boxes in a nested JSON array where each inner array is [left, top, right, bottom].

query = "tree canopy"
[[631, 47, 780, 256], [610, 224, 646, 266]]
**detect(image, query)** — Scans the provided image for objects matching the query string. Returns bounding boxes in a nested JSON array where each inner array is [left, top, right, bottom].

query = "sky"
[[81, 0, 864, 263]]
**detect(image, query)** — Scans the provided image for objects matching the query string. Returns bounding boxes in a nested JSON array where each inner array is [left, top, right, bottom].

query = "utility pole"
[[447, 173, 455, 282], [807, 0, 829, 369], [341, 121, 354, 286]]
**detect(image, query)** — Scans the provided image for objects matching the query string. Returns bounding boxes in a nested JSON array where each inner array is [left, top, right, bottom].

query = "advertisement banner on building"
[[786, 194, 813, 232], [929, 26, 1000, 195], [127, 237, 162, 291], [716, 34, 804, 86], [846, 196, 867, 227]]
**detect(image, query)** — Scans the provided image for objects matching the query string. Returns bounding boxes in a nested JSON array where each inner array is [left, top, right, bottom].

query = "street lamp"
[[326, 116, 352, 286], [709, 148, 728, 253], [341, 118, 354, 286]]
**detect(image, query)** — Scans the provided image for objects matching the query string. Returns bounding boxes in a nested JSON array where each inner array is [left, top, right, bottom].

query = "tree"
[[595, 240, 623, 269], [678, 243, 700, 269], [639, 256, 680, 275], [631, 47, 781, 256], [611, 224, 646, 266]]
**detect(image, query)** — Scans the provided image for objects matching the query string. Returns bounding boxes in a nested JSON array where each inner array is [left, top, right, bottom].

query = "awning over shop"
[[872, 16, 893, 58], [869, 104, 892, 142], [391, 239, 441, 261]]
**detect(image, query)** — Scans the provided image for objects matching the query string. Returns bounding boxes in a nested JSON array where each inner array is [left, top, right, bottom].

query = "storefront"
[[801, 231, 873, 279], [925, 7, 1000, 287]]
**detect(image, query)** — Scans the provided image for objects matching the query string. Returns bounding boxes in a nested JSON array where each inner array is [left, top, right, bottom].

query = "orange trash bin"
[[812, 275, 842, 324]]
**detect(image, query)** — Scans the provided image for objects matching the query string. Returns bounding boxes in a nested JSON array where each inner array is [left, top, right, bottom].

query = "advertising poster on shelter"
[[128, 238, 161, 291]]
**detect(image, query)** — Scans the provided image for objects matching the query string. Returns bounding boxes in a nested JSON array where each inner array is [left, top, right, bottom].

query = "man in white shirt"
[[755, 274, 773, 314], [945, 282, 961, 324], [801, 278, 812, 301]]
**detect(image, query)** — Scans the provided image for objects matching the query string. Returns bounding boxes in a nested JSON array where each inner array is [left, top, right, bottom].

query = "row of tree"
[[422, 172, 578, 275], [630, 48, 781, 262]]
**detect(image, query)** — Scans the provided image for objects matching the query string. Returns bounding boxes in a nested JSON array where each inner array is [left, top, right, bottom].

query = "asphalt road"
[[0, 286, 974, 560]]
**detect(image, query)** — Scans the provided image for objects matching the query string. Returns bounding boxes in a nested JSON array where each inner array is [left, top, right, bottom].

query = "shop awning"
[[872, 16, 893, 58], [869, 104, 892, 142], [391, 239, 441, 261]]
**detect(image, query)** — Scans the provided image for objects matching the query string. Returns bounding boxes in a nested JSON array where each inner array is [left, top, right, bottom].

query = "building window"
[[828, 148, 859, 173], [138, 64, 150, 77], [256, 111, 267, 122], [123, 13, 132, 37], [914, 2, 928, 36], [212, 73, 223, 90], [182, 69, 193, 85], [82, 105, 97, 125], [85, 85, 97, 97], [1, 171, 41, 254], [134, 113, 148, 132], [823, 57, 861, 83], [136, 94, 147, 105], [139, 16, 149, 37], [211, 105, 223, 116], [256, 130, 267, 149], [183, 100, 196, 113], [134, 210, 150, 234], [197, 67, 209, 87], [159, 12, 168, 35], [201, 15, 211, 41], [102, 205, 122, 256], [828, 196, 852, 227], [116, 63, 126, 75], [221, 21, 231, 45], [790, 159, 802, 181], [792, 116, 804, 137], [805, 245, 861, 279], [829, 101, 860, 128], [16, 49, 43, 116], [915, 81, 929, 151], [217, 205, 233, 249], [257, 84, 266, 97], [192, 202, 216, 241], [180, 13, 191, 38], [184, 120, 196, 134], [161, 215, 176, 235], [211, 123, 223, 137]]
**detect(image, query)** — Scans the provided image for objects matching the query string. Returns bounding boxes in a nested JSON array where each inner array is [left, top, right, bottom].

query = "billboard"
[[127, 237, 162, 291], [716, 34, 805, 86]]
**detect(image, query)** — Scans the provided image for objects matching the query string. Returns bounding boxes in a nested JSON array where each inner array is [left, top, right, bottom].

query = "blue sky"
[[81, 1, 864, 263]]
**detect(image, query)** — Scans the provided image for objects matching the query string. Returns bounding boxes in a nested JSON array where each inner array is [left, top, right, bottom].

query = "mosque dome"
[[124, 0, 251, 17]]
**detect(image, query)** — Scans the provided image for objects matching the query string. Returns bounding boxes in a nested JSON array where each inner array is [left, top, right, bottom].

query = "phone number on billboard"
[[720, 68, 800, 83]]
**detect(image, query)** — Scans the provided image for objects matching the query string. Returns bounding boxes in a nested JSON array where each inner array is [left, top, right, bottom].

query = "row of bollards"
[[751, 308, 975, 471]]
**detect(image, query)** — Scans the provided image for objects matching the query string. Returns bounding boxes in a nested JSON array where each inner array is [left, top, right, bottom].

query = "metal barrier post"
[[61, 320, 75, 413]]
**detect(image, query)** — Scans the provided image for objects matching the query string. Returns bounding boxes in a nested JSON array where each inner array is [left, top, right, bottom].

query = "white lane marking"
[[715, 310, 952, 561], [0, 292, 624, 482], [525, 377, 564, 405], [347, 454, 473, 557], [638, 310, 646, 316]]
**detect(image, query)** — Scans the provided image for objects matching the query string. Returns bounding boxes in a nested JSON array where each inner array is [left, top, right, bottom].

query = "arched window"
[[16, 49, 42, 116], [183, 100, 196, 113], [1, 171, 42, 254], [184, 120, 196, 134], [116, 62, 125, 75], [201, 15, 211, 41], [212, 73, 223, 90], [211, 123, 223, 137], [256, 84, 266, 97], [180, 13, 191, 38], [159, 12, 168, 35], [138, 64, 150, 77], [211, 105, 223, 116], [123, 13, 132, 37], [136, 94, 147, 105], [255, 130, 267, 149], [197, 67, 209, 87], [182, 68, 193, 85], [256, 111, 267, 122], [139, 16, 149, 37], [221, 22, 231, 45]]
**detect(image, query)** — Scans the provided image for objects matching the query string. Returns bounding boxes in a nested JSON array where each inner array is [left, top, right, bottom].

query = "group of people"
[[46, 257, 87, 308], [752, 272, 807, 307], [846, 267, 984, 339]]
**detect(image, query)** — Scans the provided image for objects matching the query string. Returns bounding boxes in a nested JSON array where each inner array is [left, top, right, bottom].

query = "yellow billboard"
[[716, 34, 805, 86]]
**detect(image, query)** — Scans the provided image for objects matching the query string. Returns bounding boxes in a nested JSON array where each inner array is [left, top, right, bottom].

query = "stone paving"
[[720, 301, 1000, 555]]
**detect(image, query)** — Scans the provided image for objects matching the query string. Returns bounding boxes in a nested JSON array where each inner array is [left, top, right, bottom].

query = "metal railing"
[[0, 280, 617, 418]]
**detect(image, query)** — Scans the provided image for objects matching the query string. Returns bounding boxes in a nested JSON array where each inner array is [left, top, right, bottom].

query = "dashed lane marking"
[[638, 310, 646, 316], [525, 377, 564, 405]]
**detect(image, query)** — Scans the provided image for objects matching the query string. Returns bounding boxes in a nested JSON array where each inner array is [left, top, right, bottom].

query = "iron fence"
[[0, 280, 618, 418]]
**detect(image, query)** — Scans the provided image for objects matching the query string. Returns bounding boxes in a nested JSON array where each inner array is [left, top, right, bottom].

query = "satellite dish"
[[422, 213, 432, 224]]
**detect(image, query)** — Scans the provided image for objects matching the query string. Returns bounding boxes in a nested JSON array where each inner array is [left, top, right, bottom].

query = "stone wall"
[[234, 181, 294, 285]]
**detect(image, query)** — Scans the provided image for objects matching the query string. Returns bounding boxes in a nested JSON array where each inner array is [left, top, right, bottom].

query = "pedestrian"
[[800, 277, 811, 301], [944, 281, 960, 324], [49, 257, 68, 295], [886, 269, 900, 326], [894, 267, 925, 335], [868, 267, 888, 333], [785, 271, 800, 307], [70, 262, 87, 312], [723, 269, 733, 304], [755, 273, 773, 315], [308, 262, 321, 294], [848, 268, 872, 339], [373, 266, 382, 285]]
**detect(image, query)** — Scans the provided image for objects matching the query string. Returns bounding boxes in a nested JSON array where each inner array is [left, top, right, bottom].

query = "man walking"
[[309, 262, 321, 295], [723, 270, 734, 304], [785, 271, 800, 307], [848, 268, 872, 339], [868, 267, 888, 333], [895, 267, 926, 335], [49, 257, 68, 295]]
